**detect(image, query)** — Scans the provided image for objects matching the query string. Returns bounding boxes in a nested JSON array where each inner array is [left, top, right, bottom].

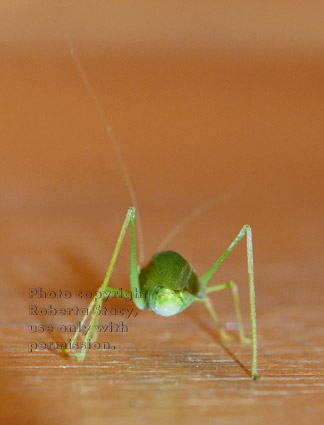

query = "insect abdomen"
[[139, 251, 205, 316]]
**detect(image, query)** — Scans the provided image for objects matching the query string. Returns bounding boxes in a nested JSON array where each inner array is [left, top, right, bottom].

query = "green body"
[[139, 251, 205, 316]]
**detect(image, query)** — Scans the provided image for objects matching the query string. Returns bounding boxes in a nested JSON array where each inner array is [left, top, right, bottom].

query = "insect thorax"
[[139, 251, 205, 317]]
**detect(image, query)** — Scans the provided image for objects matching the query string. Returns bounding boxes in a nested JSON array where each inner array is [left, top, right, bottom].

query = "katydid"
[[59, 3, 259, 380]]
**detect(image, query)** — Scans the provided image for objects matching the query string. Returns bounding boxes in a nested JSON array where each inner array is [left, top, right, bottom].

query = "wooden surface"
[[1, 3, 324, 425]]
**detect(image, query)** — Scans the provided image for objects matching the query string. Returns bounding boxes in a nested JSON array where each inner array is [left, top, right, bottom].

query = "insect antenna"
[[156, 181, 247, 252], [156, 199, 216, 252], [58, 1, 145, 263]]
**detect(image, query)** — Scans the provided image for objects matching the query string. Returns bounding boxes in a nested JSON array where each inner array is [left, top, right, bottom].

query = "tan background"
[[1, 1, 324, 424]]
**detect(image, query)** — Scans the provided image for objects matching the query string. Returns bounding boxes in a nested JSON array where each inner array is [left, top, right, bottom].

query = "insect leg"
[[129, 208, 147, 310], [203, 297, 232, 341], [206, 281, 251, 344], [64, 207, 136, 360], [89, 287, 132, 343], [200, 225, 259, 379]]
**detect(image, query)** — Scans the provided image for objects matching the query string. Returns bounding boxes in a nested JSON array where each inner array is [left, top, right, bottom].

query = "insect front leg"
[[203, 296, 232, 341], [200, 225, 259, 380], [205, 281, 251, 344]]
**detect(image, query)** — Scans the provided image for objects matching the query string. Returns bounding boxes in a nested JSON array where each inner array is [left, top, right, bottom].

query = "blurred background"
[[1, 1, 324, 424], [1, 0, 323, 299]]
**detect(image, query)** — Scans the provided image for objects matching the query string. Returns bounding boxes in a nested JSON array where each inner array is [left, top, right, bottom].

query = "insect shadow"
[[189, 305, 251, 378], [27, 246, 105, 358]]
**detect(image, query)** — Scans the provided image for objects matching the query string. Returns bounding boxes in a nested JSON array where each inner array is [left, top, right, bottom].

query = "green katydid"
[[59, 3, 259, 380], [64, 207, 259, 379]]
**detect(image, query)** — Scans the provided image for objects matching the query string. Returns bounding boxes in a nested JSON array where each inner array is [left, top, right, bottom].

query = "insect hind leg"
[[63, 207, 136, 361], [199, 224, 259, 380]]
